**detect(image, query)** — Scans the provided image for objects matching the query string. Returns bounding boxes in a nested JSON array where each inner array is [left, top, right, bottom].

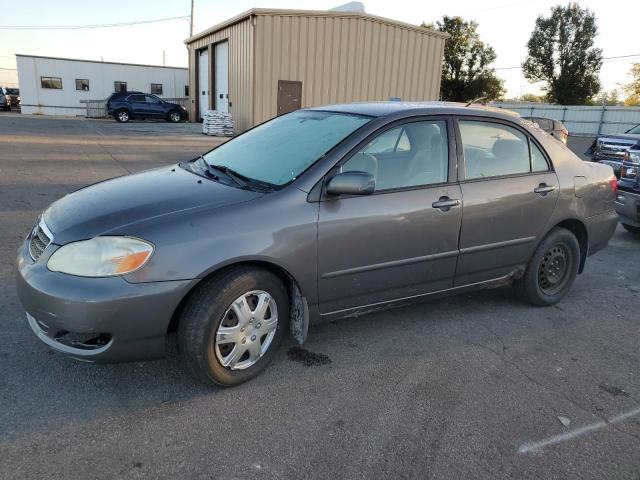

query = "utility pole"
[[190, 0, 195, 37], [162, 49, 166, 66]]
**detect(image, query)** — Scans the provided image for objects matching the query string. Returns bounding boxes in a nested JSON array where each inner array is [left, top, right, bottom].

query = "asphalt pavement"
[[1, 114, 639, 479]]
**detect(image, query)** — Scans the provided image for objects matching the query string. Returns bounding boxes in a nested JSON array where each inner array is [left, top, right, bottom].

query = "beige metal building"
[[185, 8, 448, 131]]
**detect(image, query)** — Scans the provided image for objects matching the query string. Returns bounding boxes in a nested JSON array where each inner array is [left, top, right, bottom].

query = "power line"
[[494, 54, 640, 70], [0, 15, 189, 30]]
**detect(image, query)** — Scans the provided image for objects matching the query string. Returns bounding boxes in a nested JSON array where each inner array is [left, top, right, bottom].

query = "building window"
[[150, 83, 163, 95], [75, 79, 90, 91], [41, 77, 62, 89], [184, 85, 189, 97], [114, 81, 127, 93]]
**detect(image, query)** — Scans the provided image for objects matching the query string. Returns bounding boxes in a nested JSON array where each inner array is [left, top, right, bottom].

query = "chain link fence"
[[491, 103, 640, 137]]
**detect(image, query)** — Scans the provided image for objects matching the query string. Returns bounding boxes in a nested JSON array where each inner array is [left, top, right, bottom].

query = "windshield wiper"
[[208, 164, 249, 188], [209, 164, 277, 191]]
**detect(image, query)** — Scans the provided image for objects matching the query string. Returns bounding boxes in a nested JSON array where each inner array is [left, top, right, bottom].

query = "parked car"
[[523, 116, 569, 144], [616, 148, 640, 234], [588, 124, 640, 177], [0, 91, 9, 111], [106, 91, 187, 123], [16, 102, 618, 386], [1, 87, 20, 108]]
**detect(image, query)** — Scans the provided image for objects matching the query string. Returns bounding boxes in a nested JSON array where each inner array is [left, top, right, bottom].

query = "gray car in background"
[[16, 102, 618, 386]]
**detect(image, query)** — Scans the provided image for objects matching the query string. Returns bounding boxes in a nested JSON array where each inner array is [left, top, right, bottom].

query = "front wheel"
[[114, 109, 130, 123], [514, 227, 580, 306], [622, 224, 640, 235], [178, 267, 288, 387], [168, 110, 182, 123]]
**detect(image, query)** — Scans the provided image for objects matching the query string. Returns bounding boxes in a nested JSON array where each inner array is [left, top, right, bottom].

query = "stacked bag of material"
[[201, 110, 234, 136]]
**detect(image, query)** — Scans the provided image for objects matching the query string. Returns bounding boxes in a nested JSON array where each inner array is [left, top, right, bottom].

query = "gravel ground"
[[0, 114, 639, 480]]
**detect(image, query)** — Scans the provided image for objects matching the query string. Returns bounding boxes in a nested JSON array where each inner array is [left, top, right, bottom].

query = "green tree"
[[424, 16, 504, 102], [522, 3, 602, 105], [624, 63, 640, 106], [521, 93, 544, 103]]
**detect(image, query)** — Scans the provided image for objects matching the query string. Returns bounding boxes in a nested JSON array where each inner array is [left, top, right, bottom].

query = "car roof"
[[308, 101, 521, 121]]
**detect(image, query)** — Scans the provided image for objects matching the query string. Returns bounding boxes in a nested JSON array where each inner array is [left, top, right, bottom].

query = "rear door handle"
[[432, 197, 461, 210], [534, 184, 556, 195]]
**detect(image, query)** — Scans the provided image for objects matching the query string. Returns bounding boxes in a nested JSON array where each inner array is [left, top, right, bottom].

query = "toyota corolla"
[[16, 102, 618, 386]]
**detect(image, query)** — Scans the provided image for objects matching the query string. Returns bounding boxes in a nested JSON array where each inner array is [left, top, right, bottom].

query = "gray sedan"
[[16, 102, 618, 386]]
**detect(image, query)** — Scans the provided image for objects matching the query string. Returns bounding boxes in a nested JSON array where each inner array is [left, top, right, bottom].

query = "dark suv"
[[106, 92, 188, 123]]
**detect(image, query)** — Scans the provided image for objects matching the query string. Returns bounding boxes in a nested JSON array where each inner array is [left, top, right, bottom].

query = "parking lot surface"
[[1, 115, 639, 479]]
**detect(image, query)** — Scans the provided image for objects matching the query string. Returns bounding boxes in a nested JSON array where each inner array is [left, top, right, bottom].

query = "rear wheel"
[[622, 224, 640, 235], [114, 109, 130, 123], [514, 227, 580, 306], [178, 267, 288, 386]]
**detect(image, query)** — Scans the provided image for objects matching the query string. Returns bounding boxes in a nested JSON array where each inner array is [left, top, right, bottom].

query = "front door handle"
[[432, 197, 461, 211], [534, 184, 556, 195]]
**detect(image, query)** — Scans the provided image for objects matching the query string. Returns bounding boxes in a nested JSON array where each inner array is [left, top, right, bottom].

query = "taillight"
[[610, 176, 618, 195]]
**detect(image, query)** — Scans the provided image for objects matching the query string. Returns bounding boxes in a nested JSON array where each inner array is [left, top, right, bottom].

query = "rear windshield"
[[202, 110, 371, 186]]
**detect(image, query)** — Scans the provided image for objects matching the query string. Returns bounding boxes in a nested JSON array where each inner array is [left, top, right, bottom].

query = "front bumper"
[[16, 239, 197, 363], [616, 187, 640, 228]]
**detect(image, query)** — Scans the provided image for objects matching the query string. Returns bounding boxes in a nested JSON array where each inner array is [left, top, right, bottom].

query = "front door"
[[277, 80, 302, 116], [214, 41, 229, 113], [317, 119, 462, 315], [198, 48, 209, 119], [454, 118, 560, 286]]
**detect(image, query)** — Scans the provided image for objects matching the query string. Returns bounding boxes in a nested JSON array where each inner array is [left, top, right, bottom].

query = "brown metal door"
[[277, 80, 302, 115]]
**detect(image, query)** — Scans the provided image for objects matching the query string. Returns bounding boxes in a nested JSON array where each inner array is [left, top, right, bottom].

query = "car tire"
[[178, 266, 289, 387], [114, 109, 130, 123], [168, 110, 182, 123], [622, 224, 640, 235], [514, 227, 580, 306]]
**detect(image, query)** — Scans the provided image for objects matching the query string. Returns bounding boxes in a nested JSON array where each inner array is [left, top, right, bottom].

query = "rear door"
[[127, 94, 147, 116], [317, 118, 462, 315], [454, 117, 559, 286]]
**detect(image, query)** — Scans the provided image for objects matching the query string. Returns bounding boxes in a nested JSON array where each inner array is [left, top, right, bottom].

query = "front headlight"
[[47, 236, 154, 277]]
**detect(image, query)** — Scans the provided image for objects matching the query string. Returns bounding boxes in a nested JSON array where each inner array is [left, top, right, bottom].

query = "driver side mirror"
[[326, 171, 375, 196]]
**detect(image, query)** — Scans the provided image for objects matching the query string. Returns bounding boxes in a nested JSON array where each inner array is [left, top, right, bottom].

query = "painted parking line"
[[518, 406, 640, 454]]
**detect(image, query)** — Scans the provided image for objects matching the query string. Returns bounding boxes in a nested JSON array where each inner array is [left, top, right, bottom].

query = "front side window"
[[41, 77, 62, 89], [75, 79, 89, 91], [202, 110, 371, 186], [460, 121, 531, 179], [114, 81, 127, 93], [341, 120, 449, 191], [150, 83, 163, 95], [145, 95, 161, 104]]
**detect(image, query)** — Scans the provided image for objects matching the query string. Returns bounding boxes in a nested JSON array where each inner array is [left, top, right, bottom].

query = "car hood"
[[43, 165, 263, 245], [598, 134, 640, 144]]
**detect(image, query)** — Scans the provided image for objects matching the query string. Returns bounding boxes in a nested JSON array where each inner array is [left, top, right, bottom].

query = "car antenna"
[[465, 96, 487, 107]]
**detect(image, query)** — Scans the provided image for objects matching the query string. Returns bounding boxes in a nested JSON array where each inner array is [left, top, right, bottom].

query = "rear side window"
[[530, 141, 549, 172], [128, 94, 145, 103], [460, 121, 540, 179]]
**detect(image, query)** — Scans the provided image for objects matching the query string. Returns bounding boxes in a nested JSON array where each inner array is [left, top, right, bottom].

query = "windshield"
[[627, 124, 640, 135], [202, 110, 371, 186]]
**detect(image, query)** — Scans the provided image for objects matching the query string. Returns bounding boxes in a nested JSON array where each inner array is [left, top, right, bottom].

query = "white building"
[[16, 54, 189, 116]]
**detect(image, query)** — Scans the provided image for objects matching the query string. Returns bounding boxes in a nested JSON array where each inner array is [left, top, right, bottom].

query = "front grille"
[[29, 222, 52, 261]]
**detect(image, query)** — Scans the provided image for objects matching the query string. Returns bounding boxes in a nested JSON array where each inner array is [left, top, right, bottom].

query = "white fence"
[[491, 103, 640, 137], [80, 98, 189, 119]]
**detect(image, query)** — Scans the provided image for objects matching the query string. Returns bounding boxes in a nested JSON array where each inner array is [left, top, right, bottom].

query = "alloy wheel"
[[118, 111, 129, 122], [170, 112, 181, 122], [214, 290, 278, 370]]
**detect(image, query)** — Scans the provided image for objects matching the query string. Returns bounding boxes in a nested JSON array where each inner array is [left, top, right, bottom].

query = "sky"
[[0, 0, 637, 98]]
